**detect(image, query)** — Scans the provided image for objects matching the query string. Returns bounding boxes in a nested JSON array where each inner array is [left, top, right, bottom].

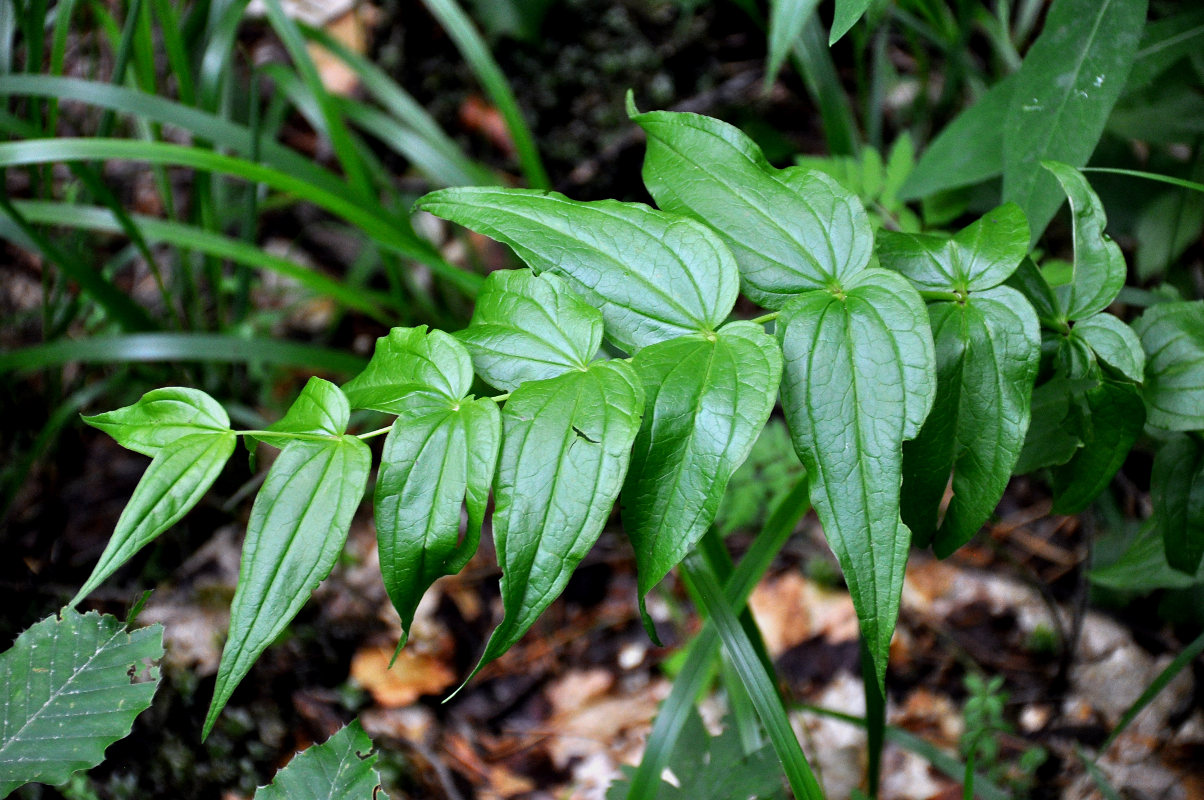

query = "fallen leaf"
[[350, 645, 455, 707]]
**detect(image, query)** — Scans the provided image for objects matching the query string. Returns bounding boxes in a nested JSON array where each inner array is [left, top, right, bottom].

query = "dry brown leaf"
[[460, 95, 515, 155], [749, 571, 858, 657], [350, 645, 455, 708]]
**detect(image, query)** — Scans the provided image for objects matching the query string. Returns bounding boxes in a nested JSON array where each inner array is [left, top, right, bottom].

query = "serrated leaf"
[[343, 326, 472, 414], [777, 269, 936, 687], [1134, 300, 1204, 431], [621, 323, 782, 638], [0, 610, 163, 794], [1072, 315, 1145, 383], [416, 188, 740, 353], [1002, 0, 1147, 240], [1043, 162, 1128, 320], [467, 360, 643, 680], [1051, 380, 1145, 514], [254, 720, 388, 800], [631, 106, 874, 308], [877, 204, 1029, 292], [1152, 435, 1204, 575], [70, 431, 237, 608], [766, 0, 821, 87], [831, 0, 872, 44], [83, 386, 230, 456], [902, 288, 1040, 557], [256, 377, 350, 449], [205, 436, 371, 738], [455, 269, 603, 392], [376, 393, 500, 642]]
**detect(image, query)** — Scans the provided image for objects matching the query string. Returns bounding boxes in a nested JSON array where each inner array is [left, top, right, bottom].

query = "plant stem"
[[357, 426, 392, 440], [749, 311, 781, 325], [918, 289, 965, 302]]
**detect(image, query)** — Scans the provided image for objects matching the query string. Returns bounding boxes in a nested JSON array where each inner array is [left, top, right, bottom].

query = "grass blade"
[[1099, 628, 1204, 754], [1081, 167, 1204, 194]]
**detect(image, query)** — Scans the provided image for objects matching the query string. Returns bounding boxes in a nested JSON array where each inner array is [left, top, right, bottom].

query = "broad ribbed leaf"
[[1051, 380, 1145, 514], [204, 436, 371, 738], [0, 611, 162, 794], [1002, 0, 1147, 240], [631, 105, 873, 307], [1134, 301, 1204, 431], [1152, 435, 1204, 575], [455, 269, 603, 392], [876, 204, 1029, 292], [70, 431, 236, 607], [255, 720, 388, 800], [468, 360, 643, 679], [1073, 314, 1145, 383], [416, 188, 740, 352], [83, 386, 229, 456], [1044, 162, 1128, 320], [776, 269, 935, 686], [901, 289, 1040, 557], [376, 393, 500, 642], [621, 322, 782, 638], [343, 326, 472, 413], [256, 377, 349, 449]]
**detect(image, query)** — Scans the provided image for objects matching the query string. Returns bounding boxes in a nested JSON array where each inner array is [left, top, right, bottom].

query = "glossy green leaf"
[[1072, 315, 1145, 383], [1005, 257, 1064, 328], [1151, 435, 1204, 575], [376, 394, 500, 643], [82, 386, 230, 457], [343, 326, 473, 414], [1134, 300, 1204, 431], [1051, 380, 1145, 514], [831, 0, 872, 44], [1057, 333, 1098, 381], [416, 188, 739, 352], [631, 104, 874, 308], [69, 431, 236, 608], [1014, 375, 1089, 474], [455, 269, 603, 391], [204, 436, 371, 738], [255, 720, 389, 800], [877, 204, 1029, 292], [766, 0, 820, 87], [621, 323, 782, 638], [902, 288, 1040, 557], [1002, 0, 1147, 240], [255, 378, 349, 449], [777, 269, 936, 686], [0, 611, 162, 795], [1043, 163, 1128, 320], [468, 360, 643, 680]]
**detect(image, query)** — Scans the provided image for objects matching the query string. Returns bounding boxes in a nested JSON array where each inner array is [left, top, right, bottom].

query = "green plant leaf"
[[342, 326, 473, 414], [1072, 315, 1145, 383], [1043, 162, 1128, 320], [0, 610, 163, 794], [766, 0, 821, 88], [1151, 435, 1204, 575], [376, 394, 500, 643], [776, 269, 936, 686], [831, 0, 872, 44], [1002, 0, 1148, 240], [876, 204, 1029, 292], [255, 378, 349, 449], [1005, 257, 1064, 329], [467, 360, 643, 681], [69, 431, 236, 608], [1134, 300, 1204, 431], [1090, 519, 1201, 592], [204, 436, 371, 738], [621, 323, 782, 639], [1051, 380, 1145, 514], [455, 269, 603, 392], [901, 288, 1040, 557], [631, 104, 874, 308], [1014, 375, 1090, 474], [254, 720, 389, 800], [416, 188, 740, 352], [82, 386, 230, 457]]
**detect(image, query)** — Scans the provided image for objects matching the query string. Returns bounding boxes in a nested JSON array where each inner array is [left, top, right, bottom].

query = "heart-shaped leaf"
[[83, 386, 230, 456], [1072, 314, 1145, 383], [455, 269, 603, 392], [467, 359, 643, 681], [1134, 300, 1204, 431], [622, 322, 782, 639], [416, 188, 740, 352], [777, 268, 935, 687], [1051, 379, 1145, 514], [343, 326, 472, 413], [1152, 435, 1204, 575], [631, 104, 873, 307], [256, 377, 349, 448]]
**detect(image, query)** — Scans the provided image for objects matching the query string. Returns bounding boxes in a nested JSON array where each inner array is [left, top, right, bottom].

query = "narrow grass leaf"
[[766, 0, 820, 87], [830, 0, 872, 44], [1100, 628, 1204, 755]]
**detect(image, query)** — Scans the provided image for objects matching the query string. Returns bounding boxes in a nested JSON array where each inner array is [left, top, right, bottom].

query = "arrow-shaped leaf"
[[416, 188, 740, 352], [1134, 300, 1204, 431], [777, 269, 935, 686], [455, 269, 603, 392], [1152, 435, 1204, 575], [83, 386, 229, 456], [621, 322, 782, 639], [631, 104, 873, 308], [467, 359, 643, 680], [343, 326, 473, 413]]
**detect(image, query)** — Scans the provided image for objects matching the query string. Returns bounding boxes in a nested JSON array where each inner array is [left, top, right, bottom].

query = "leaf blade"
[[82, 386, 230, 457], [343, 326, 473, 413], [1134, 300, 1204, 431], [254, 720, 389, 800], [1151, 435, 1204, 575]]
